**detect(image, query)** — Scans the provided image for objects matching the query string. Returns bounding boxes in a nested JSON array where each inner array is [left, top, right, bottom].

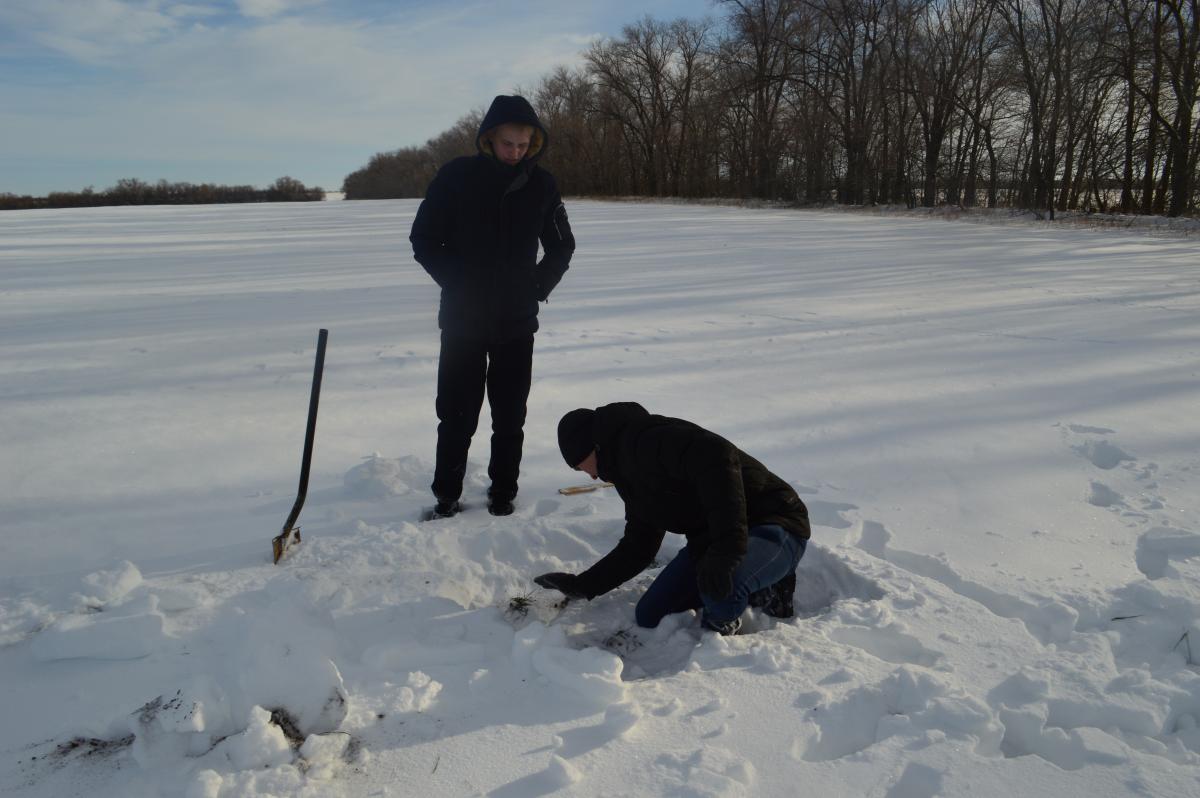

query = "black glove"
[[534, 572, 588, 599], [696, 556, 735, 601]]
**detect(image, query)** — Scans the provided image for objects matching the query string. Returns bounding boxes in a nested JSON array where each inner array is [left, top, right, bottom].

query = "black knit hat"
[[557, 408, 596, 466]]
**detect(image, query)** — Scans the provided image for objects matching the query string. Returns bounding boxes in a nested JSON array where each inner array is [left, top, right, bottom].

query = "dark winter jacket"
[[410, 95, 575, 342], [575, 402, 810, 599]]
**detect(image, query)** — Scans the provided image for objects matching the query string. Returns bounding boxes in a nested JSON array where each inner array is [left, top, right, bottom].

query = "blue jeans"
[[635, 524, 806, 628]]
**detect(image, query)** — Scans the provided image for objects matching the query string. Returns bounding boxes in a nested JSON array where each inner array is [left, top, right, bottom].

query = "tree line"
[[346, 0, 1199, 218], [1, 176, 324, 211]]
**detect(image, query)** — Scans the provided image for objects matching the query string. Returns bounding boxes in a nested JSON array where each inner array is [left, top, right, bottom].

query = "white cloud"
[[166, 4, 223, 19], [90, 9, 592, 143], [0, 0, 181, 63], [234, 0, 324, 20], [236, 0, 288, 18], [1, 0, 716, 192]]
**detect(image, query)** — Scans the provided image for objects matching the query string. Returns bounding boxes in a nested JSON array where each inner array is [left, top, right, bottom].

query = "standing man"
[[535, 403, 810, 635], [411, 95, 575, 518]]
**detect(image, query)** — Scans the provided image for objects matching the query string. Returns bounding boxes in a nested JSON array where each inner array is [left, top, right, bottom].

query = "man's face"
[[491, 124, 533, 165], [573, 450, 599, 480]]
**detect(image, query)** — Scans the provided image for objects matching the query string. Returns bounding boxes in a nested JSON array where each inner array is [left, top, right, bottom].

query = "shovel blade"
[[272, 527, 301, 564]]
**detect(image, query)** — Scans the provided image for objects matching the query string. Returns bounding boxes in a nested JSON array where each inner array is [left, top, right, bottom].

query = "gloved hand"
[[534, 572, 587, 599], [696, 555, 735, 601]]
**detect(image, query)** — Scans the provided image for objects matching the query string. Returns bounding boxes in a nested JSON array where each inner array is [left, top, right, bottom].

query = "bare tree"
[[897, 0, 993, 206], [796, 0, 897, 204], [336, 0, 1198, 217], [1107, 0, 1154, 212], [1145, 0, 1199, 215], [588, 18, 672, 194], [718, 0, 798, 198]]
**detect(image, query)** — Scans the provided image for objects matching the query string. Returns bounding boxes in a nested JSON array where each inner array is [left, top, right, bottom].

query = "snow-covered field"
[[1, 199, 1198, 797]]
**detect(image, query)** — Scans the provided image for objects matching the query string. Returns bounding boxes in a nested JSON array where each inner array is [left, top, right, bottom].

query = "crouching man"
[[535, 402, 810, 635]]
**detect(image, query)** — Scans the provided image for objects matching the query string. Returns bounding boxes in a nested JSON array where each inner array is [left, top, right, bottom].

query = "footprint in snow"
[[1066, 423, 1116, 435], [1134, 526, 1200, 580], [806, 499, 858, 529], [1073, 439, 1134, 470], [828, 624, 942, 668], [1085, 481, 1124, 508], [888, 763, 946, 798], [550, 701, 643, 758], [851, 520, 1077, 645], [655, 746, 755, 794]]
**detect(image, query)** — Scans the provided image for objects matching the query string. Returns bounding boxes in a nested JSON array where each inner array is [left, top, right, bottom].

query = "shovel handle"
[[557, 482, 614, 496], [273, 328, 328, 563]]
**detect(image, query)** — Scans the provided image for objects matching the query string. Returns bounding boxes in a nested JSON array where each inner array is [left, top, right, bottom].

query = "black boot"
[[749, 572, 796, 619], [487, 492, 515, 516], [431, 499, 462, 519], [701, 614, 742, 636]]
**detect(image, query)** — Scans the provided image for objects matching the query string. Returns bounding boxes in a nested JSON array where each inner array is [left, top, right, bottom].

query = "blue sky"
[[0, 0, 718, 195]]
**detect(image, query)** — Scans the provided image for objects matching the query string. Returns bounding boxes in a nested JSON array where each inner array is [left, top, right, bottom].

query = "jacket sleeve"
[[534, 178, 575, 301], [575, 515, 665, 599], [650, 426, 749, 565], [409, 164, 458, 289]]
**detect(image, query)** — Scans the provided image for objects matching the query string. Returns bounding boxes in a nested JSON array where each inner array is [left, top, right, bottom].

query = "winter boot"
[[431, 498, 462, 519], [487, 492, 515, 517], [701, 614, 742, 636], [748, 572, 796, 619]]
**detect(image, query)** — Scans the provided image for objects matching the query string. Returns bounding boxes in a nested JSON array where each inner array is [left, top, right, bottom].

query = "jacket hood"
[[476, 95, 548, 164]]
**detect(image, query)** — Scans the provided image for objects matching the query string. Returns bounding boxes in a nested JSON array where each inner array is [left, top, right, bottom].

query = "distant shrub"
[[0, 177, 325, 211], [342, 110, 482, 200], [342, 147, 437, 199]]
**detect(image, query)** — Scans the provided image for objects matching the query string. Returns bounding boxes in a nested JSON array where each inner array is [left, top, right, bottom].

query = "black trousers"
[[432, 331, 534, 502]]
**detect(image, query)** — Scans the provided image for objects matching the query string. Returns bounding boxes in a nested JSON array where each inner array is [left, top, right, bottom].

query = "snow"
[[1, 198, 1199, 796]]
